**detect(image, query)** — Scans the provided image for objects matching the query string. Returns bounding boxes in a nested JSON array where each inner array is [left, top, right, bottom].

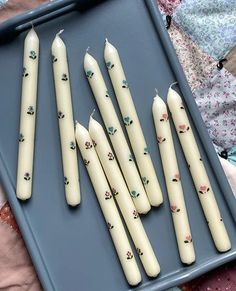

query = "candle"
[[84, 52, 150, 214], [51, 31, 80, 206], [104, 40, 163, 207], [89, 116, 160, 277], [152, 94, 195, 264], [16, 27, 39, 200], [75, 122, 141, 286], [167, 86, 231, 252]]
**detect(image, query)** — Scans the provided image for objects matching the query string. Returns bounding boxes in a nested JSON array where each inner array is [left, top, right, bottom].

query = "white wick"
[[170, 81, 178, 89]]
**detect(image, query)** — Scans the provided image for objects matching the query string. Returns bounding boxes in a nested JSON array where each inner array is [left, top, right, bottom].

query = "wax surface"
[[51, 32, 80, 206], [16, 28, 39, 200], [167, 87, 231, 252], [75, 122, 141, 286], [89, 116, 160, 277], [104, 40, 163, 207], [153, 96, 195, 264], [84, 52, 150, 214]]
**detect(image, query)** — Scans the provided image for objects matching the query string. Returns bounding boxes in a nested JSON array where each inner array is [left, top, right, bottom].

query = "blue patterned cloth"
[[173, 0, 236, 60]]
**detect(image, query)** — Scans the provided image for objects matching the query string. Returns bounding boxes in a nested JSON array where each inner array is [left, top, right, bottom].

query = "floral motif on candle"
[[27, 106, 34, 115], [178, 124, 190, 133], [133, 210, 139, 219], [64, 177, 69, 185], [170, 205, 180, 213], [111, 188, 119, 196], [126, 251, 133, 260], [70, 141, 76, 150], [105, 90, 110, 98], [172, 173, 180, 182], [85, 141, 93, 149], [24, 172, 31, 181], [92, 140, 97, 147], [19, 133, 25, 142], [86, 70, 94, 79], [107, 126, 117, 135], [108, 152, 114, 160], [52, 55, 57, 63], [58, 111, 65, 119], [106, 61, 114, 70], [136, 248, 143, 256], [105, 191, 112, 200], [123, 116, 133, 126], [61, 73, 68, 81], [157, 136, 166, 144], [128, 153, 134, 161], [107, 222, 114, 230], [142, 177, 149, 185], [29, 50, 37, 60], [122, 80, 129, 88], [130, 191, 140, 198], [83, 159, 90, 166], [160, 113, 169, 122], [184, 235, 193, 243], [198, 185, 210, 194], [22, 67, 29, 77], [143, 147, 149, 155]]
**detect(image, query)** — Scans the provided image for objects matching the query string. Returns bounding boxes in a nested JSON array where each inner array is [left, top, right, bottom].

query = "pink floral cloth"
[[157, 0, 181, 15]]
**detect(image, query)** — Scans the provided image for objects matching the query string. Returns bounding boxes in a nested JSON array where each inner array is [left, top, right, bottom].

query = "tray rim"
[[0, 1, 235, 291]]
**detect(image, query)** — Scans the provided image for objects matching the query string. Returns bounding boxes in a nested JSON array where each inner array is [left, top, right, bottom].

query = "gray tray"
[[0, 0, 235, 290]]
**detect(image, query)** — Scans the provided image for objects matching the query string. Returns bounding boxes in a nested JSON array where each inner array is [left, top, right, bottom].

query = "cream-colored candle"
[[104, 40, 163, 207], [167, 86, 231, 252], [51, 31, 80, 206], [89, 116, 160, 277], [84, 52, 150, 214], [75, 122, 141, 286], [16, 28, 39, 200], [153, 95, 195, 264]]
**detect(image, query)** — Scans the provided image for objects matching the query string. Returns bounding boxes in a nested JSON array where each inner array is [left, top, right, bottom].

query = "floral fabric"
[[173, 0, 236, 60], [157, 0, 181, 15]]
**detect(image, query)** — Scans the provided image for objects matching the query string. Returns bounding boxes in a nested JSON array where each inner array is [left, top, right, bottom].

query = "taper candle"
[[16, 27, 39, 200], [89, 116, 160, 277], [84, 52, 150, 214], [153, 94, 195, 264], [75, 122, 141, 286], [52, 31, 80, 206], [167, 85, 231, 252], [104, 39, 163, 207]]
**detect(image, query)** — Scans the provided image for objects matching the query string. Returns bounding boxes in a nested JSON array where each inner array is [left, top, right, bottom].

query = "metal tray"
[[0, 0, 235, 290]]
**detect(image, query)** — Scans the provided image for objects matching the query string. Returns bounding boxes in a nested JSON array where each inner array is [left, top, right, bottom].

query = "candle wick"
[[170, 81, 178, 89], [86, 46, 90, 53], [105, 38, 108, 43], [90, 109, 96, 119], [30, 21, 34, 30], [155, 88, 159, 94], [56, 29, 64, 37]]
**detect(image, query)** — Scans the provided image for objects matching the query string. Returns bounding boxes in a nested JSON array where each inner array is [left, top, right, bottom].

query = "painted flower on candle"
[[136, 248, 143, 256], [128, 153, 134, 161], [19, 133, 24, 142], [64, 177, 69, 185], [52, 55, 57, 63], [107, 126, 117, 135], [111, 188, 119, 196], [85, 141, 93, 149], [170, 205, 180, 213], [133, 210, 139, 219], [107, 222, 114, 230], [157, 136, 166, 144], [70, 141, 76, 150], [122, 80, 129, 88], [172, 173, 180, 182], [27, 106, 34, 115], [24, 172, 31, 181], [86, 70, 94, 79], [22, 67, 29, 77], [105, 90, 110, 98], [130, 191, 140, 198], [123, 116, 133, 126], [126, 251, 133, 260], [142, 177, 149, 185], [58, 111, 65, 119], [61, 73, 68, 81], [143, 147, 149, 155], [178, 124, 190, 133], [105, 191, 112, 200], [184, 235, 193, 243], [107, 152, 114, 160], [83, 159, 90, 166], [198, 185, 210, 194], [29, 50, 37, 60], [160, 113, 169, 122], [106, 61, 114, 70]]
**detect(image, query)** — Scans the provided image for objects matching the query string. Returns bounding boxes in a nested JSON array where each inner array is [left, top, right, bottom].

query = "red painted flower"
[[111, 188, 119, 196], [179, 124, 190, 133], [105, 191, 112, 200], [184, 235, 193, 243], [160, 113, 168, 122], [170, 205, 180, 213], [172, 173, 180, 182], [157, 136, 166, 144], [199, 185, 210, 194]]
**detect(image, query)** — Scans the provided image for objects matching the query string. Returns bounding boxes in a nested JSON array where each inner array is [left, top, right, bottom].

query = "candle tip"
[[105, 38, 108, 43], [170, 81, 178, 89], [56, 29, 64, 37], [86, 46, 90, 53]]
